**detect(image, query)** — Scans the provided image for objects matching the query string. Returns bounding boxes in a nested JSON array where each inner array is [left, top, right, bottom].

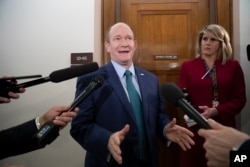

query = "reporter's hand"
[[53, 107, 79, 128], [39, 105, 79, 129], [0, 76, 25, 103], [0, 88, 25, 103], [198, 119, 250, 167]]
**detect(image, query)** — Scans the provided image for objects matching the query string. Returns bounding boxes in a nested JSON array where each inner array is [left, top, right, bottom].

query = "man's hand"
[[164, 118, 195, 151], [108, 124, 130, 164]]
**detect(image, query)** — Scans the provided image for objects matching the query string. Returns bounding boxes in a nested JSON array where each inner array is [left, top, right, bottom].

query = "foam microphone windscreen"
[[49, 62, 99, 83], [247, 44, 250, 61], [160, 82, 184, 106]]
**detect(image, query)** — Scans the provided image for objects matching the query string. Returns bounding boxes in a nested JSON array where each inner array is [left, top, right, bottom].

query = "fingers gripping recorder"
[[33, 75, 105, 146]]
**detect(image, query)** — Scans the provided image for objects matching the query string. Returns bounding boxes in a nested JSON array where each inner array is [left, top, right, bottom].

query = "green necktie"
[[124, 70, 147, 161]]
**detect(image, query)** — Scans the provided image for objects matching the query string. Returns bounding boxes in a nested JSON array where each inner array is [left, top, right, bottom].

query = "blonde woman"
[[178, 24, 246, 167]]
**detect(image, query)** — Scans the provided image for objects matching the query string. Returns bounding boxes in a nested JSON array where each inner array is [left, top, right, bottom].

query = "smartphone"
[[0, 75, 42, 80]]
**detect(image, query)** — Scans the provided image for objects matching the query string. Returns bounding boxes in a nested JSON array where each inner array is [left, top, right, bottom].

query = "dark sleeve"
[[0, 119, 45, 160], [238, 139, 250, 151]]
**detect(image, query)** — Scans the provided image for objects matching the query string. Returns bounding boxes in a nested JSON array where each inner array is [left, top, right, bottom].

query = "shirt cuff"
[[232, 140, 247, 151], [35, 117, 41, 129]]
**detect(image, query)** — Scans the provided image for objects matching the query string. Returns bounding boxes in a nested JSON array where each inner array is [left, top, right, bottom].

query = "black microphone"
[[0, 75, 42, 80], [247, 44, 250, 61], [0, 62, 99, 98], [161, 82, 210, 129], [33, 75, 105, 146]]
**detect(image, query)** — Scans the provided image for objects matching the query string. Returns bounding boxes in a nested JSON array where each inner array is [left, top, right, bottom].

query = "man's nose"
[[120, 38, 129, 45]]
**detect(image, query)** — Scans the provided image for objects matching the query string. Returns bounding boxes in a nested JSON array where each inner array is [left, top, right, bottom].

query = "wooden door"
[[102, 0, 232, 166], [102, 0, 231, 84]]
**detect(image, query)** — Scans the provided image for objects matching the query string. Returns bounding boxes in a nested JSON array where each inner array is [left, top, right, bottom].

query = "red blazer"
[[178, 57, 246, 167], [179, 57, 246, 127]]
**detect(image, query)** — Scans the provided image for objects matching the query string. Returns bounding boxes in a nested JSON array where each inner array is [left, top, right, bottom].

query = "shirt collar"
[[111, 60, 135, 79]]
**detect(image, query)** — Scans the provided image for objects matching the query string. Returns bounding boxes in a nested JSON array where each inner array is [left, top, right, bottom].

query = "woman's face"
[[201, 32, 220, 57]]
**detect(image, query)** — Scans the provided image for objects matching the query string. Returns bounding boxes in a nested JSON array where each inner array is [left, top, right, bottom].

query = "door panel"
[[128, 3, 200, 68]]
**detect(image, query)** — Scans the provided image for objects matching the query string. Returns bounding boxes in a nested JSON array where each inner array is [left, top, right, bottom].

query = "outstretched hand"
[[198, 119, 250, 167], [164, 118, 195, 151], [108, 124, 130, 164]]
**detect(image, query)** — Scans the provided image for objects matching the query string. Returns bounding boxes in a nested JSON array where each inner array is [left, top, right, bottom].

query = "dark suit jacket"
[[0, 119, 44, 160], [239, 139, 250, 151], [70, 62, 171, 167]]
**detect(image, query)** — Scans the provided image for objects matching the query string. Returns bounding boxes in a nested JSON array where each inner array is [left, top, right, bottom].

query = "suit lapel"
[[103, 63, 137, 122]]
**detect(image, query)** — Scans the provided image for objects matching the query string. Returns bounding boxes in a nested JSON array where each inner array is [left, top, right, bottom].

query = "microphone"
[[0, 62, 99, 98], [161, 82, 210, 129], [67, 75, 105, 112], [33, 75, 105, 146], [247, 44, 250, 61], [0, 75, 42, 80]]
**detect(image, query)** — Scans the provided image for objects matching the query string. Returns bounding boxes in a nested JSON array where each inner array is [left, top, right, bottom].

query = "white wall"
[[233, 0, 250, 134], [0, 0, 101, 166]]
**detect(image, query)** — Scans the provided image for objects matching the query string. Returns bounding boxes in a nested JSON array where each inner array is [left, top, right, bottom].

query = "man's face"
[[105, 24, 136, 67]]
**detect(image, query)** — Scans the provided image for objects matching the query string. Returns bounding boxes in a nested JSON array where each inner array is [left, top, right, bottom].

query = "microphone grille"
[[92, 75, 105, 86], [160, 82, 184, 106], [49, 62, 99, 83]]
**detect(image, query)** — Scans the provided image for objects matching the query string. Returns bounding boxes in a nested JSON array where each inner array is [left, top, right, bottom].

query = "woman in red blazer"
[[178, 24, 246, 167]]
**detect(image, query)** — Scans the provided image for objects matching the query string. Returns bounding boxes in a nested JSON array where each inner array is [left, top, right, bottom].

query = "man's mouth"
[[119, 51, 129, 54]]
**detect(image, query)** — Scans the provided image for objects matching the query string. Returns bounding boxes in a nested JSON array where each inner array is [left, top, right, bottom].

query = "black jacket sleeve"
[[238, 139, 250, 151], [0, 119, 45, 160]]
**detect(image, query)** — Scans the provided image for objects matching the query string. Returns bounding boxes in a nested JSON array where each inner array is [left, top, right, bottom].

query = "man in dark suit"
[[198, 119, 250, 167], [0, 86, 79, 160], [70, 22, 195, 167]]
